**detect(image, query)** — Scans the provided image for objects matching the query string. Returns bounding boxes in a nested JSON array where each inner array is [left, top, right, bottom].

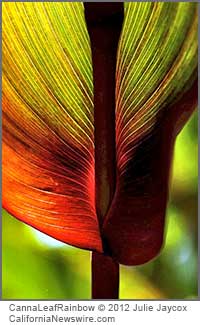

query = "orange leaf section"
[[3, 98, 102, 252]]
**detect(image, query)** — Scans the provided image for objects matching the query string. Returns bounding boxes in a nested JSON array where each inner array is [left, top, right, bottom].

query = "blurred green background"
[[2, 111, 198, 299]]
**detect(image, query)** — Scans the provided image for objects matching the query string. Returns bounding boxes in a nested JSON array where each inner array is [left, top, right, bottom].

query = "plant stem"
[[84, 3, 123, 299], [92, 252, 119, 299], [84, 3, 124, 225]]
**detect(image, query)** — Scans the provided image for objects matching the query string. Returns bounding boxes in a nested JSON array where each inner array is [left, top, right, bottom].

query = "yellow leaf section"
[[3, 2, 93, 148], [116, 2, 197, 172]]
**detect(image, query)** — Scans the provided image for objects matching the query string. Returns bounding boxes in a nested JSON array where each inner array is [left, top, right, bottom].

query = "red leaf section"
[[103, 81, 197, 265]]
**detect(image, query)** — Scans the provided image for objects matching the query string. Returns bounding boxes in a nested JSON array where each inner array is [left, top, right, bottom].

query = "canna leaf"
[[103, 2, 197, 264], [2, 2, 102, 252], [2, 2, 197, 267]]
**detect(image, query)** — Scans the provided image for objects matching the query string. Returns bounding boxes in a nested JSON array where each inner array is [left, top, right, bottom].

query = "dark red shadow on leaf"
[[102, 79, 197, 265]]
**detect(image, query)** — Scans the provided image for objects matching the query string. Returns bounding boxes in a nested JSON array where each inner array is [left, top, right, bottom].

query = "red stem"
[[84, 3, 124, 225], [84, 3, 124, 299], [92, 252, 119, 299]]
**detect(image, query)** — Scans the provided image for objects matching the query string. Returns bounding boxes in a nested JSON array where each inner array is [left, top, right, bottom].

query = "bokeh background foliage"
[[2, 111, 198, 299]]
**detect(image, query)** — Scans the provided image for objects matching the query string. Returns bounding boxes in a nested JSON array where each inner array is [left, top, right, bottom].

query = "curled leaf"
[[103, 2, 197, 264]]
